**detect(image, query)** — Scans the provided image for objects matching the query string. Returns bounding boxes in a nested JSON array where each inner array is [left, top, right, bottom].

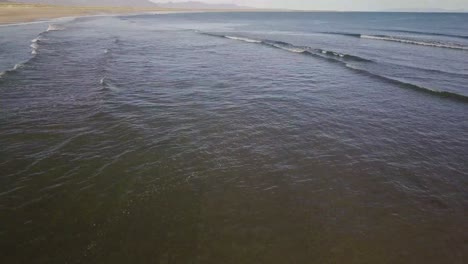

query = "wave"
[[360, 35, 468, 50], [381, 29, 468, 40], [202, 33, 372, 63], [0, 26, 56, 78], [1, 22, 71, 79], [0, 64, 24, 78], [100, 78, 120, 92], [30, 42, 39, 55], [346, 64, 468, 103], [200, 32, 468, 103], [378, 60, 468, 78], [320, 32, 468, 50], [261, 40, 308, 53], [0, 61, 30, 79], [0, 38, 40, 78], [47, 24, 65, 32], [316, 49, 372, 62], [225, 35, 261, 43]]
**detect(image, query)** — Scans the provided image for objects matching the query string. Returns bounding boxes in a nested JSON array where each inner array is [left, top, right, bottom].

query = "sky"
[[154, 0, 468, 11]]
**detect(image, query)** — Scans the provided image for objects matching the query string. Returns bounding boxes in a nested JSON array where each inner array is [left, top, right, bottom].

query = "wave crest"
[[202, 33, 371, 63], [47, 24, 65, 32], [381, 29, 468, 40], [200, 32, 468, 103], [0, 63, 24, 79], [346, 64, 468, 103], [321, 32, 468, 51], [360, 34, 468, 50], [225, 36, 261, 43], [100, 78, 120, 92]]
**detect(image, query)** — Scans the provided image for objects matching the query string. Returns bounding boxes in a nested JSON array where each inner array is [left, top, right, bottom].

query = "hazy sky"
[[154, 0, 468, 11]]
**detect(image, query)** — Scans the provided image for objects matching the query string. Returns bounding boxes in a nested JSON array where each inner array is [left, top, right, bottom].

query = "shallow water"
[[1, 12, 467, 263]]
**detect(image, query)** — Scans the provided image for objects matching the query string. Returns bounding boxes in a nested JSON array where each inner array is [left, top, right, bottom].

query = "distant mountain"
[[382, 8, 467, 13], [151, 1, 251, 9], [10, 0, 158, 7]]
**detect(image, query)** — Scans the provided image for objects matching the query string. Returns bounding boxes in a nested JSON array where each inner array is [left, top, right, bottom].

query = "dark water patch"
[[319, 31, 362, 38]]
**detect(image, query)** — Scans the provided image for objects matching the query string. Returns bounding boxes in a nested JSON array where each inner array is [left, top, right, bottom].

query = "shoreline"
[[0, 3, 198, 25], [0, 3, 273, 26]]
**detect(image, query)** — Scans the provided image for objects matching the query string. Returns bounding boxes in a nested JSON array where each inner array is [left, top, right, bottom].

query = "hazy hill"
[[151, 1, 250, 9], [10, 0, 158, 7], [9, 0, 252, 9], [382, 8, 467, 13]]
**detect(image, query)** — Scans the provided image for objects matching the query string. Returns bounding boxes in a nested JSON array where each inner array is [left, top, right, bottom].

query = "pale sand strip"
[[0, 3, 272, 26], [0, 3, 188, 25]]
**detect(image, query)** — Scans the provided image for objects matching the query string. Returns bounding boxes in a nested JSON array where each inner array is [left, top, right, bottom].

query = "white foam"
[[225, 36, 261, 43], [100, 78, 121, 92], [47, 24, 65, 32], [30, 42, 39, 55], [0, 63, 24, 78], [320, 50, 346, 58], [13, 64, 23, 70], [361, 35, 468, 50], [268, 43, 306, 53], [280, 46, 306, 53]]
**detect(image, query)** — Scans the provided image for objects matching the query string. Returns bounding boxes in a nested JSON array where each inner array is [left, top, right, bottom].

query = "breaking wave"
[[200, 32, 468, 103], [346, 64, 468, 103], [320, 32, 468, 50], [225, 36, 261, 43], [200, 32, 372, 63], [0, 38, 40, 78], [0, 23, 66, 79], [360, 35, 468, 50], [381, 29, 468, 40], [30, 42, 39, 55], [100, 78, 120, 92], [0, 63, 24, 78], [47, 24, 65, 32]]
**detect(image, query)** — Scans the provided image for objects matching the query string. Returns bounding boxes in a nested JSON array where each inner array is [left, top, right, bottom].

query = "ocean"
[[1, 12, 467, 263]]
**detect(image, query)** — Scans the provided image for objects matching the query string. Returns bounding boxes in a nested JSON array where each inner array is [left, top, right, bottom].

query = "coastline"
[[0, 3, 187, 25], [0, 3, 275, 26]]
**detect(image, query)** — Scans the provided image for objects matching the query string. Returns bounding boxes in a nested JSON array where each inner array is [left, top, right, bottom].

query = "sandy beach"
[[0, 2, 178, 25]]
